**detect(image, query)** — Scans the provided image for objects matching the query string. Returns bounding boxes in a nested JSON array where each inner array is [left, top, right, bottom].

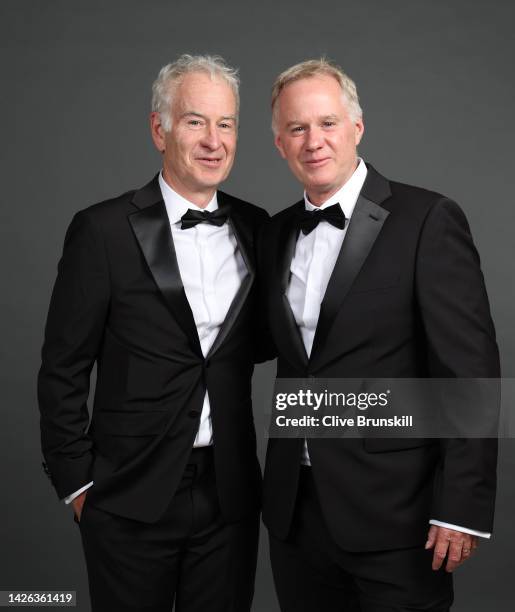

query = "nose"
[[305, 127, 323, 152], [201, 125, 221, 150]]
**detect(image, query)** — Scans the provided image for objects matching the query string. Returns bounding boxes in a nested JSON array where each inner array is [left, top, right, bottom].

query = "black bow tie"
[[180, 205, 231, 230], [296, 203, 346, 235]]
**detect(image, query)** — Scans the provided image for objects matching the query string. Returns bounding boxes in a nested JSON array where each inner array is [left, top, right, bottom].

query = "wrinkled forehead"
[[279, 74, 343, 102], [277, 76, 347, 118], [172, 72, 237, 114]]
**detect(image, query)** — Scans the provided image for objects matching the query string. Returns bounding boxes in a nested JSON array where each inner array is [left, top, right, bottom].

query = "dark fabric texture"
[[79, 448, 259, 612], [261, 164, 500, 552], [38, 174, 269, 524], [270, 467, 453, 612]]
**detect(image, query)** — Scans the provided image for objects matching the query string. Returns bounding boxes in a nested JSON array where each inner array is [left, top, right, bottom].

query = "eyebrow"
[[180, 111, 237, 122], [285, 114, 340, 127]]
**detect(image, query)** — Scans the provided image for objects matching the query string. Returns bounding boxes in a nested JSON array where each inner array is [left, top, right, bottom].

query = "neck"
[[306, 185, 341, 207], [162, 168, 215, 208]]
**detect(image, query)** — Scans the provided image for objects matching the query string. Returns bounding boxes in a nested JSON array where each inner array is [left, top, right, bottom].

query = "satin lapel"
[[206, 204, 255, 359], [273, 205, 309, 369], [309, 195, 390, 367], [128, 200, 203, 357]]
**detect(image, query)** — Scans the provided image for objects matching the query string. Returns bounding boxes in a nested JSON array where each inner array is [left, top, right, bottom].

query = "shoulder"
[[218, 190, 270, 225], [385, 177, 467, 227], [59, 188, 134, 242], [260, 200, 302, 238], [374, 178, 473, 253], [64, 182, 152, 246], [269, 200, 303, 226], [391, 178, 446, 204], [75, 188, 137, 225]]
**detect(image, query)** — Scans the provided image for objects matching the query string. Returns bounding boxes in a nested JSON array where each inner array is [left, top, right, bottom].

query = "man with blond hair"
[[261, 58, 499, 611], [38, 54, 268, 611]]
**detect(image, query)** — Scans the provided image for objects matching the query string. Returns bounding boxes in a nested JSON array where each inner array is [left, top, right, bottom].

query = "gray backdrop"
[[1, 0, 514, 610]]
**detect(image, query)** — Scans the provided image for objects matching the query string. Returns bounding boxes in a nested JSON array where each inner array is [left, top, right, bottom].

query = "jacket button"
[[188, 410, 200, 419], [205, 359, 211, 368]]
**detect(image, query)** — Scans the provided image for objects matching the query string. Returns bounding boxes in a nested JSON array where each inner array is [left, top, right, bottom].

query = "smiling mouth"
[[196, 157, 223, 167], [304, 158, 331, 167]]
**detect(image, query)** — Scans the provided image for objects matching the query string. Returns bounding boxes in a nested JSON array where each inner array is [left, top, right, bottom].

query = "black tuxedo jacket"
[[261, 165, 499, 552], [38, 175, 269, 523]]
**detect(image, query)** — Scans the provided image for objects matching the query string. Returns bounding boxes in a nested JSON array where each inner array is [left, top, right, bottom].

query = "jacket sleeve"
[[38, 210, 110, 499], [415, 197, 500, 533]]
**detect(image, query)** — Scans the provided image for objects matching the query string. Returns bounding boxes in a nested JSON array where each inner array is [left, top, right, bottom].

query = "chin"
[[305, 168, 334, 183], [306, 177, 336, 191], [202, 166, 228, 179], [197, 171, 224, 185]]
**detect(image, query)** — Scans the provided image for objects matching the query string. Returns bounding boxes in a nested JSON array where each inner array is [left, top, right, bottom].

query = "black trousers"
[[78, 447, 259, 612], [269, 467, 453, 612]]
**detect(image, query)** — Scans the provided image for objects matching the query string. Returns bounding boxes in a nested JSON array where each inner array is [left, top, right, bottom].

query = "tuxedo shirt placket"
[[160, 174, 247, 448], [286, 159, 368, 465], [186, 223, 216, 447]]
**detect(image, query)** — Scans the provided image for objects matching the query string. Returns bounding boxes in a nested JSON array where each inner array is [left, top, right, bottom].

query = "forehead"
[[172, 72, 236, 114], [277, 75, 345, 117]]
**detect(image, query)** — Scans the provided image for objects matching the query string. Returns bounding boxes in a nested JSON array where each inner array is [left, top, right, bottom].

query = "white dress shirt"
[[285, 158, 490, 538], [64, 173, 246, 504], [159, 173, 247, 445]]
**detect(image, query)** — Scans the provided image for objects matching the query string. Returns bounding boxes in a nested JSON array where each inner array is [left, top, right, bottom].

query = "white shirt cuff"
[[63, 481, 94, 504], [429, 519, 491, 539]]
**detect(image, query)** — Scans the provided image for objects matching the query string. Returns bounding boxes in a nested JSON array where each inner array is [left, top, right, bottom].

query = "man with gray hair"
[[261, 58, 499, 611], [38, 54, 268, 611]]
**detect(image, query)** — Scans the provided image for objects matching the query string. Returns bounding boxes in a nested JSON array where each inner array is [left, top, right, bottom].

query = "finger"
[[446, 538, 464, 572], [432, 536, 449, 571], [460, 535, 473, 560], [425, 525, 438, 549]]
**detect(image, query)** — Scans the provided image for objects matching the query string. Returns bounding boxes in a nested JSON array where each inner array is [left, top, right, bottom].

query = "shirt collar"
[[158, 171, 218, 225], [304, 158, 368, 219]]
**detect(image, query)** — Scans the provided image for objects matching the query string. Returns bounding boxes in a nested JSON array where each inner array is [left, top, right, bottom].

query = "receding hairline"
[[163, 75, 239, 128], [273, 71, 342, 103], [151, 54, 240, 131], [272, 74, 358, 132], [175, 69, 236, 85], [270, 59, 363, 132], [271, 63, 350, 110], [171, 72, 237, 103]]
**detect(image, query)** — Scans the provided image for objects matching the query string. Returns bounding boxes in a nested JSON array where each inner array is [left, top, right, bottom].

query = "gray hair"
[[152, 54, 240, 131], [271, 58, 362, 133]]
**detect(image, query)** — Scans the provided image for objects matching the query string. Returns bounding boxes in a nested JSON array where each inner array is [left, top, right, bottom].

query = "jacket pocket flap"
[[363, 437, 436, 453]]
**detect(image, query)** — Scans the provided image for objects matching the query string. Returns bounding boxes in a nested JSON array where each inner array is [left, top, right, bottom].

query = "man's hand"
[[425, 525, 478, 572], [71, 491, 88, 522]]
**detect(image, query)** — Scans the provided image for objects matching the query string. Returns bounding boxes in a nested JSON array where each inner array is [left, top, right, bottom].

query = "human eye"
[[322, 120, 336, 128], [219, 121, 234, 130], [187, 118, 204, 128], [290, 125, 305, 134]]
